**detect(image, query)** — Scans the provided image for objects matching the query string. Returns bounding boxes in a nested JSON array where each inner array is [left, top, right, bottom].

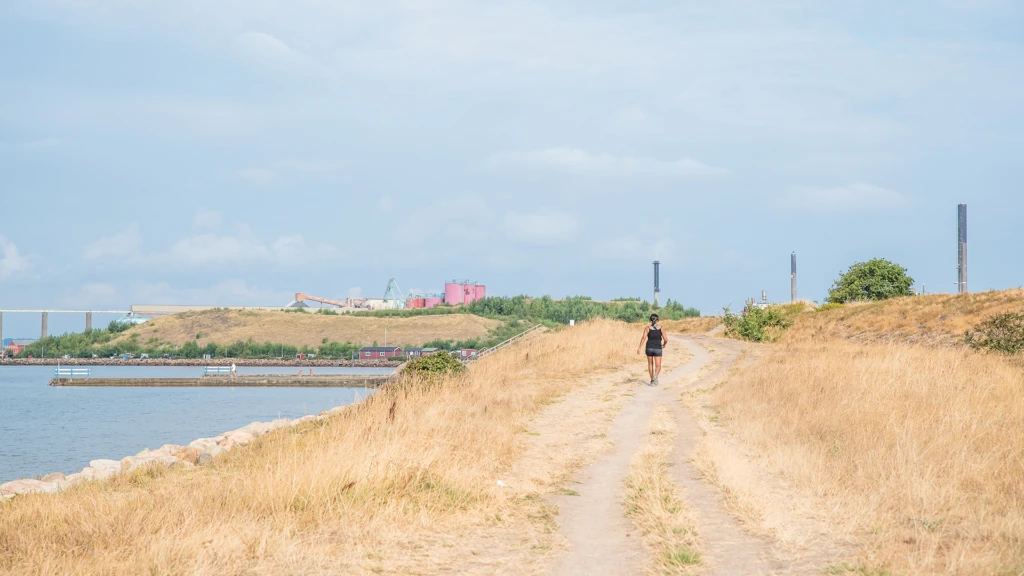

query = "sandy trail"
[[549, 340, 713, 575], [550, 336, 798, 575], [667, 338, 783, 575]]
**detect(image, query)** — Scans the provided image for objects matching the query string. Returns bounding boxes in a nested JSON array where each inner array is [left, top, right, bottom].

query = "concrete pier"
[[49, 374, 391, 387]]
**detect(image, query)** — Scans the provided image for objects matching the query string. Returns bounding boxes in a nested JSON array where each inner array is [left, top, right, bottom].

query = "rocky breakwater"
[[1, 357, 402, 367], [0, 408, 346, 500]]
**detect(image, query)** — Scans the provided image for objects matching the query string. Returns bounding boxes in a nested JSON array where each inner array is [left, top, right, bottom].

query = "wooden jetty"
[[48, 374, 391, 388]]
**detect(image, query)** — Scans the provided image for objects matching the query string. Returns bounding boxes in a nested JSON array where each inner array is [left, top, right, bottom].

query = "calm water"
[[0, 366, 388, 482]]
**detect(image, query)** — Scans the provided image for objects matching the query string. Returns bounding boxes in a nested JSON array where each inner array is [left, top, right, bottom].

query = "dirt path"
[[550, 342, 714, 575], [549, 336, 804, 575], [667, 338, 783, 575]]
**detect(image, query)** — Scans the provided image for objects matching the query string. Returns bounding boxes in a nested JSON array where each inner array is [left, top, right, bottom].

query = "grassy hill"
[[115, 309, 502, 349], [783, 289, 1024, 347]]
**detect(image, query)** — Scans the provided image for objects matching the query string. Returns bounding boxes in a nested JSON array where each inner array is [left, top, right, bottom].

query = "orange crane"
[[293, 293, 346, 307]]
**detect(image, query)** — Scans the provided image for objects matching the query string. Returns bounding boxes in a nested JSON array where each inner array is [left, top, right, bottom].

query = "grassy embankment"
[[116, 309, 502, 349], [705, 291, 1024, 575], [0, 319, 635, 575]]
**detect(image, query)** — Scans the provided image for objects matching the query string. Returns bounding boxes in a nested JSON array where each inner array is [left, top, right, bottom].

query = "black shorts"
[[645, 348, 663, 357]]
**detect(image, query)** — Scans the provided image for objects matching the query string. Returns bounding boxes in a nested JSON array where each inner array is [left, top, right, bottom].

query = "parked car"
[[139, 353, 149, 359]]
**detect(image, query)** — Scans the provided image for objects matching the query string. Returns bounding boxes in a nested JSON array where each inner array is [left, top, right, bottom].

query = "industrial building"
[[291, 278, 486, 312]]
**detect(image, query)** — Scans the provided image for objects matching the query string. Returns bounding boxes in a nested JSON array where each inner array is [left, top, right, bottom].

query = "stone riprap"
[[0, 405, 348, 500]]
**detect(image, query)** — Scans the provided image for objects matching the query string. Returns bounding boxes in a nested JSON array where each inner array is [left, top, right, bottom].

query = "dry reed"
[[0, 319, 636, 575], [713, 340, 1024, 575]]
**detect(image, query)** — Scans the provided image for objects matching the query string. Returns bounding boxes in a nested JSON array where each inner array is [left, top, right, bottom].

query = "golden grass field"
[[114, 309, 502, 348], [656, 317, 722, 334], [0, 320, 637, 575], [707, 292, 1024, 575], [5, 294, 1023, 575], [785, 289, 1024, 347]]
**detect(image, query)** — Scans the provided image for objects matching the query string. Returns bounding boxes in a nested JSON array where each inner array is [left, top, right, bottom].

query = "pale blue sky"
[[1, 1, 1022, 336]]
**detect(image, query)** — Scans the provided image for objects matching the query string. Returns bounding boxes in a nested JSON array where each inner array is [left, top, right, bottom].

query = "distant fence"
[[54, 367, 91, 377], [203, 366, 233, 375]]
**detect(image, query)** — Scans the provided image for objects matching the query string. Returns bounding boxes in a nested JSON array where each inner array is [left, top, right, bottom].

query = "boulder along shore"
[[0, 402, 361, 499], [0, 357, 402, 367]]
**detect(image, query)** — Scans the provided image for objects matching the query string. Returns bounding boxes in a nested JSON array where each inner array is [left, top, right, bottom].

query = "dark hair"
[[649, 313, 659, 322]]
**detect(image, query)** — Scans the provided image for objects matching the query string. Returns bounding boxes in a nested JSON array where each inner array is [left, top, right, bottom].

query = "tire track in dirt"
[[667, 338, 784, 575], [549, 344, 714, 575]]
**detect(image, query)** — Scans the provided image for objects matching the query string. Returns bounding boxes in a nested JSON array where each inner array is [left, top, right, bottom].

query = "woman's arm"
[[661, 328, 669, 348], [637, 326, 649, 353]]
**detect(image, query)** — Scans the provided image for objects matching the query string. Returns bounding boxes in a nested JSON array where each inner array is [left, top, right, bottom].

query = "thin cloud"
[[486, 147, 726, 178], [83, 223, 143, 261], [596, 236, 675, 261], [504, 210, 580, 245], [0, 236, 29, 279], [785, 183, 907, 214]]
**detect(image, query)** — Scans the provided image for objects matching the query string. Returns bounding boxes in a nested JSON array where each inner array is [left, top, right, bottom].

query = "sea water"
[[0, 365, 387, 483]]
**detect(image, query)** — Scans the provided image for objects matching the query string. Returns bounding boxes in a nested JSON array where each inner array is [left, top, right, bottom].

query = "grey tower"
[[653, 261, 660, 307], [791, 252, 797, 302], [957, 204, 968, 294]]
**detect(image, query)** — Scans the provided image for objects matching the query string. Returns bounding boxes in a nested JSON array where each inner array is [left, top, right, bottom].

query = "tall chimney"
[[791, 252, 797, 302], [653, 261, 660, 307], [957, 204, 968, 294]]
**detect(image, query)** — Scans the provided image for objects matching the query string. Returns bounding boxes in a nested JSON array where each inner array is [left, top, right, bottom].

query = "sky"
[[1, 0, 1022, 337]]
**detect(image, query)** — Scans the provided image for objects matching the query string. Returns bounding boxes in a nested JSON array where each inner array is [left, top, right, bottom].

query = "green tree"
[[827, 258, 914, 303]]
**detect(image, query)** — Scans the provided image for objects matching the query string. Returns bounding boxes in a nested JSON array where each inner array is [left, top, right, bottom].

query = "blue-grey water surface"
[[0, 365, 387, 483]]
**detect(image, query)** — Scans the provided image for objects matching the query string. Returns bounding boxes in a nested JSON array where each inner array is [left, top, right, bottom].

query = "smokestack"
[[958, 204, 968, 294], [653, 261, 660, 307], [791, 252, 797, 302]]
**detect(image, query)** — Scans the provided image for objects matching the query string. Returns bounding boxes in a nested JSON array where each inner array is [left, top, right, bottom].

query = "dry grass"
[[657, 317, 723, 335], [0, 319, 637, 575], [116, 309, 501, 348], [786, 289, 1024, 347], [625, 405, 702, 575], [712, 340, 1024, 575]]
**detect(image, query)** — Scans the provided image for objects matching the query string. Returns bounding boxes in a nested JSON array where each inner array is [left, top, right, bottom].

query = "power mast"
[[383, 278, 406, 309]]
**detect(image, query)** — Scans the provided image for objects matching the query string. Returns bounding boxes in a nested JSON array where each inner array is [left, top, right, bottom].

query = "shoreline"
[[0, 358, 402, 367], [48, 374, 391, 387], [0, 388, 375, 498]]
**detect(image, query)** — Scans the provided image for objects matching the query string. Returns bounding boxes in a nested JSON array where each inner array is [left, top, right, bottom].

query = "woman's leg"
[[654, 355, 663, 380], [646, 355, 655, 380]]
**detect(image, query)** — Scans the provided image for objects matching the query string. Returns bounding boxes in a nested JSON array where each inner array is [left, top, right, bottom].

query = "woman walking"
[[637, 313, 668, 385]]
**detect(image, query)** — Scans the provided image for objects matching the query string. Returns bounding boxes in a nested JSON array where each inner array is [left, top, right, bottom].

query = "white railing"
[[203, 366, 232, 375], [54, 367, 91, 377], [473, 324, 547, 361]]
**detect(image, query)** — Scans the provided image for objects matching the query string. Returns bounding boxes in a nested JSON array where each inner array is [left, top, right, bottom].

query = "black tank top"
[[647, 325, 663, 350]]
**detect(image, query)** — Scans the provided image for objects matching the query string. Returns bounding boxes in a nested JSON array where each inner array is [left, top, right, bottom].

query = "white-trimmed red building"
[[359, 346, 404, 360]]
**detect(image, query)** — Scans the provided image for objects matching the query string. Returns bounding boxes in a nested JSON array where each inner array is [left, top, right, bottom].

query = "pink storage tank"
[[474, 285, 486, 302], [424, 297, 443, 309], [463, 284, 475, 303], [407, 298, 425, 309], [444, 282, 464, 305]]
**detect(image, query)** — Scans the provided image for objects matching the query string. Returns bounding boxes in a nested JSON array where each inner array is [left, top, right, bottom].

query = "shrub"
[[965, 311, 1024, 355], [817, 302, 844, 312], [827, 258, 914, 303], [722, 300, 792, 342], [107, 320, 132, 333], [402, 352, 467, 376]]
